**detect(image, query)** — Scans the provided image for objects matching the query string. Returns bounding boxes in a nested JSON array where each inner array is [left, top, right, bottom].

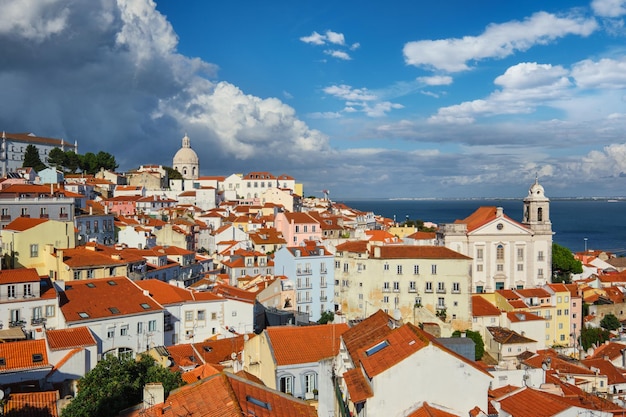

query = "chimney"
[[496, 207, 503, 217], [143, 382, 164, 409]]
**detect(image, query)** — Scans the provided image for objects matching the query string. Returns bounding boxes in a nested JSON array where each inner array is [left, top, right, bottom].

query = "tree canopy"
[[22, 144, 47, 172], [552, 243, 583, 283], [46, 148, 118, 174], [60, 354, 184, 417], [164, 166, 183, 180], [580, 326, 611, 351], [600, 313, 622, 331]]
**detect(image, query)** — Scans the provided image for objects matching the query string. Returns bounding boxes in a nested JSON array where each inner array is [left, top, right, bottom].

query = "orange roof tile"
[[192, 335, 248, 364], [374, 245, 471, 260], [60, 276, 163, 322], [455, 206, 525, 232], [4, 391, 60, 417], [343, 368, 373, 403], [0, 339, 49, 372], [406, 402, 460, 417], [472, 295, 501, 317], [3, 217, 49, 231], [0, 268, 40, 284], [493, 387, 571, 416], [46, 327, 97, 350], [266, 324, 348, 366]]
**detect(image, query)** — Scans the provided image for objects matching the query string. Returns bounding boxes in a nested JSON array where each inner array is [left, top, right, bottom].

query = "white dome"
[[172, 134, 199, 179]]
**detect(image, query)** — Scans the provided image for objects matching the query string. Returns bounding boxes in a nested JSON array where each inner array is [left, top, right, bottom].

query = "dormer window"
[[32, 353, 44, 363]]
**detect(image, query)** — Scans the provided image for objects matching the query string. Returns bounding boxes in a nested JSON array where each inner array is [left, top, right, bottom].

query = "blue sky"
[[1, 1, 626, 199]]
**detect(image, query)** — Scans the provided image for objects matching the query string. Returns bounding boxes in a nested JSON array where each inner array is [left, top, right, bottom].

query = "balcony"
[[59, 213, 68, 219], [1, 215, 11, 221], [451, 289, 461, 294], [320, 281, 327, 288], [408, 288, 417, 293], [39, 214, 49, 219], [9, 320, 26, 328], [320, 268, 328, 274], [320, 296, 328, 301], [393, 288, 400, 293], [31, 317, 46, 326], [436, 288, 447, 294], [382, 288, 391, 293], [424, 288, 433, 293]]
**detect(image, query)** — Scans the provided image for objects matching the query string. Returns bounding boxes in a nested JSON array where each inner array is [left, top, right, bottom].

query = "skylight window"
[[109, 307, 120, 314], [86, 283, 96, 288], [0, 357, 5, 366], [78, 312, 90, 319], [107, 280, 117, 286], [32, 353, 44, 363], [140, 303, 151, 310], [365, 340, 389, 357], [246, 395, 271, 410]]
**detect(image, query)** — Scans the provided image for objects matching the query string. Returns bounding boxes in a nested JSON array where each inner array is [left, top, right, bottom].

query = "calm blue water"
[[339, 198, 626, 255]]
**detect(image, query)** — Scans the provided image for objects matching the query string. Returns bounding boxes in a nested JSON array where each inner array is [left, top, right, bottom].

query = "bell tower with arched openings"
[[523, 176, 552, 235]]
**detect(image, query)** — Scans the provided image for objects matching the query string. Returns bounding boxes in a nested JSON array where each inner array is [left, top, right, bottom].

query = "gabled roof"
[[343, 367, 373, 403], [0, 268, 41, 284], [405, 402, 460, 417], [0, 339, 49, 372], [46, 327, 97, 350], [3, 217, 49, 231], [137, 279, 222, 305], [3, 391, 60, 417], [192, 335, 248, 364], [335, 240, 369, 253], [472, 295, 501, 317], [266, 324, 348, 366], [125, 372, 317, 417], [585, 341, 626, 361], [60, 276, 163, 322], [342, 310, 396, 365], [279, 212, 319, 224], [57, 244, 145, 268], [455, 206, 526, 233], [487, 327, 536, 344], [582, 358, 626, 385], [506, 311, 544, 323], [492, 386, 573, 416], [373, 245, 471, 260]]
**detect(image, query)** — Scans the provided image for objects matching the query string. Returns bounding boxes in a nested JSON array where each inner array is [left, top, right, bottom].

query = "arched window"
[[279, 374, 294, 394], [537, 207, 543, 222], [496, 245, 504, 260], [304, 372, 318, 394]]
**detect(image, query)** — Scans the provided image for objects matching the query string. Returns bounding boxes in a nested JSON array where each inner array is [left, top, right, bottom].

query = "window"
[[409, 281, 416, 292], [148, 320, 157, 332], [120, 325, 129, 336], [437, 282, 445, 293], [87, 269, 95, 279], [496, 245, 504, 260], [23, 284, 32, 296], [497, 264, 504, 272], [32, 306, 42, 319], [45, 305, 55, 317], [279, 375, 294, 394], [557, 309, 562, 316], [335, 261, 340, 269], [538, 251, 544, 261], [425, 282, 433, 292], [137, 322, 144, 334], [7, 285, 15, 298], [107, 328, 115, 338], [517, 264, 524, 271], [431, 264, 437, 275], [476, 285, 484, 293], [305, 373, 317, 394], [495, 282, 505, 290], [477, 264, 483, 272], [303, 225, 308, 233], [383, 296, 389, 303], [560, 334, 565, 341], [564, 309, 569, 315], [558, 323, 563, 329], [197, 310, 205, 320], [517, 248, 524, 261], [30, 244, 38, 257], [343, 263, 348, 272], [476, 248, 483, 260], [185, 311, 193, 321], [437, 297, 445, 308], [452, 282, 460, 293], [397, 265, 403, 275], [295, 225, 300, 233], [538, 268, 544, 277], [383, 282, 390, 291], [393, 281, 400, 292], [73, 270, 81, 280], [384, 263, 389, 271], [413, 265, 419, 275], [21, 207, 28, 216]]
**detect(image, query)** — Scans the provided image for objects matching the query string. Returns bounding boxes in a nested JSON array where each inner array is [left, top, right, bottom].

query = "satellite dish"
[[231, 352, 237, 360], [392, 309, 402, 321]]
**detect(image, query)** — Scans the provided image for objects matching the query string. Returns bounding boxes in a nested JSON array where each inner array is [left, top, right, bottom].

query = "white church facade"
[[437, 178, 553, 292]]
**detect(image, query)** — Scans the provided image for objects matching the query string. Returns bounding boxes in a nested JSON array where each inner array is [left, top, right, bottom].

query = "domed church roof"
[[173, 134, 199, 165]]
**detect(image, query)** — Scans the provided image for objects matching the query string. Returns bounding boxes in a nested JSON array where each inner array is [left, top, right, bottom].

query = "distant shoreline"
[[337, 196, 625, 202]]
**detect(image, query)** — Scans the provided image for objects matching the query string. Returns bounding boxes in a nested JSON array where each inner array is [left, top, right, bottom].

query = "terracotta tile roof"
[[3, 217, 49, 231], [248, 228, 287, 245], [509, 299, 529, 308], [211, 283, 257, 304], [0, 268, 40, 284], [506, 311, 544, 323], [582, 358, 626, 385], [280, 212, 319, 224], [343, 368, 373, 403], [586, 341, 626, 361], [455, 206, 525, 232], [4, 391, 60, 417], [523, 351, 595, 375], [544, 370, 625, 412], [181, 363, 222, 384], [356, 324, 429, 378], [137, 279, 194, 304], [46, 326, 97, 350], [405, 231, 437, 240], [493, 386, 572, 416], [166, 343, 200, 372], [364, 230, 396, 242], [471, 295, 501, 317], [0, 339, 50, 372], [342, 310, 395, 365], [130, 372, 317, 417], [266, 324, 349, 366], [373, 245, 472, 260], [192, 335, 248, 364], [513, 288, 552, 298], [487, 327, 536, 344], [60, 276, 163, 322], [405, 402, 460, 417], [335, 240, 369, 253], [58, 244, 144, 268]]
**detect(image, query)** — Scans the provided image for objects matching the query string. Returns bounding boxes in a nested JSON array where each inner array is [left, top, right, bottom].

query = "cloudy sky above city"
[[1, 0, 626, 198]]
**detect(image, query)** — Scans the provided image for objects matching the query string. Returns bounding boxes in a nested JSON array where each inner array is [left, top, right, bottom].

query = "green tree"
[[79, 152, 98, 174], [552, 243, 583, 283], [600, 313, 622, 331], [164, 166, 183, 180], [452, 329, 485, 360], [64, 151, 81, 173], [95, 151, 118, 171], [580, 326, 611, 351], [22, 144, 47, 172], [47, 147, 66, 169], [318, 311, 334, 324], [60, 354, 184, 417]]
